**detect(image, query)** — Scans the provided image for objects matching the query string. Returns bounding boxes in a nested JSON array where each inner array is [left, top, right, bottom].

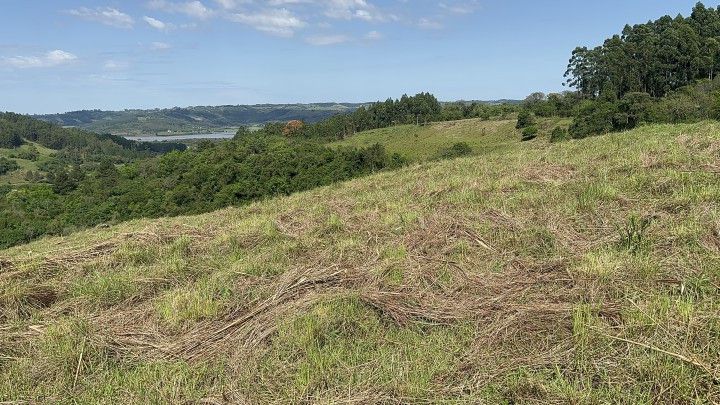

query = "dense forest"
[[0, 119, 403, 248], [518, 2, 720, 138]]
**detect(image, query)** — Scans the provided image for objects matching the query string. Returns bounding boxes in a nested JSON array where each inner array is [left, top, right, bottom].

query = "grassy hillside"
[[1, 121, 719, 402], [330, 117, 569, 161], [0, 142, 55, 185]]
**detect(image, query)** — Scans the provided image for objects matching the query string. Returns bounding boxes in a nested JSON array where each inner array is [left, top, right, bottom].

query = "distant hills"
[[33, 100, 520, 135], [33, 103, 364, 136]]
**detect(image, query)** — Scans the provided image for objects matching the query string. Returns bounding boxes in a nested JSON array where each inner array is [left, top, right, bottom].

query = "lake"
[[123, 132, 235, 142]]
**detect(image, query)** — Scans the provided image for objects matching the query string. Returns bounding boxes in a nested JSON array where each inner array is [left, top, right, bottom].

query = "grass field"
[[329, 117, 569, 161], [0, 142, 55, 185], [1, 121, 719, 403]]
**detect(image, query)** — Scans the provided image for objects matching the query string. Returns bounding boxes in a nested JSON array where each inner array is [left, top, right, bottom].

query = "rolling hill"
[[34, 104, 365, 136], [329, 117, 570, 161], [32, 100, 522, 136], [1, 121, 719, 402]]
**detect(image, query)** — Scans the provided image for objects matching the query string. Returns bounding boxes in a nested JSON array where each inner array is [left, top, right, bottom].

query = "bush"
[[569, 100, 618, 139], [234, 126, 251, 139], [24, 170, 44, 182], [0, 157, 20, 175], [0, 131, 23, 149], [521, 126, 538, 141], [16, 145, 40, 161], [549, 127, 570, 143], [434, 142, 473, 160], [389, 153, 408, 169], [713, 92, 720, 119], [516, 110, 535, 129]]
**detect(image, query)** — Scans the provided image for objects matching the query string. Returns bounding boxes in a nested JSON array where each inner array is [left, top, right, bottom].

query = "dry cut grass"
[[1, 120, 719, 403]]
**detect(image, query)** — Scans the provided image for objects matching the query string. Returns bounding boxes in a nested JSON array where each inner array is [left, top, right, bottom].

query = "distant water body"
[[123, 132, 235, 142]]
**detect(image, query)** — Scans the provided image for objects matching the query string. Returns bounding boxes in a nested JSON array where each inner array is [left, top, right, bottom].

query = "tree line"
[[239, 93, 520, 141], [565, 2, 720, 99], [518, 2, 720, 139]]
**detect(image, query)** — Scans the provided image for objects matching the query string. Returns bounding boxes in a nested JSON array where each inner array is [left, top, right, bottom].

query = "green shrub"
[[549, 127, 570, 143], [0, 157, 19, 175], [521, 126, 538, 141], [434, 142, 473, 160], [16, 145, 40, 161], [516, 110, 535, 129], [569, 100, 618, 139]]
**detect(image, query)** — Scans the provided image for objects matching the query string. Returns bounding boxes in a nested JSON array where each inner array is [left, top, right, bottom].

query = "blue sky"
[[0, 0, 704, 114]]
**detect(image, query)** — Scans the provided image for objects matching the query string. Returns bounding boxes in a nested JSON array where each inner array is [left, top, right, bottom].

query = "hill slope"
[[329, 117, 568, 161], [1, 122, 719, 402]]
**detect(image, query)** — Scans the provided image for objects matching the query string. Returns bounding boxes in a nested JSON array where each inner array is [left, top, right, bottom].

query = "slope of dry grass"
[[328, 117, 569, 161], [1, 121, 719, 403]]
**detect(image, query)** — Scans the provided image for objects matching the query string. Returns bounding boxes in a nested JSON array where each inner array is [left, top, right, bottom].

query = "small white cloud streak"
[[305, 34, 350, 45], [150, 41, 172, 50], [2, 50, 77, 69], [144, 16, 173, 30], [365, 30, 382, 40], [67, 7, 134, 28], [228, 8, 306, 37], [147, 0, 214, 19]]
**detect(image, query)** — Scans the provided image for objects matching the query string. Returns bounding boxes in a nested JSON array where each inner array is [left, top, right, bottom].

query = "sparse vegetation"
[[330, 117, 544, 161], [617, 215, 653, 254]]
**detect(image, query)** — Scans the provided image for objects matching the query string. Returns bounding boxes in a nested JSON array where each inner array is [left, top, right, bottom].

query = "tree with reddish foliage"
[[283, 120, 305, 137]]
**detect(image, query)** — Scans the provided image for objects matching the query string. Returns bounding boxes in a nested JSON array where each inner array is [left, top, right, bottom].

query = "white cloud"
[[2, 50, 77, 69], [305, 34, 350, 45], [365, 30, 382, 40], [103, 60, 129, 70], [67, 7, 134, 28], [439, 1, 480, 15], [418, 17, 442, 29], [322, 0, 390, 22], [214, 0, 251, 9], [229, 8, 306, 37], [215, 0, 236, 8], [268, 0, 314, 5], [143, 16, 173, 30], [148, 0, 214, 19], [150, 41, 172, 50]]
